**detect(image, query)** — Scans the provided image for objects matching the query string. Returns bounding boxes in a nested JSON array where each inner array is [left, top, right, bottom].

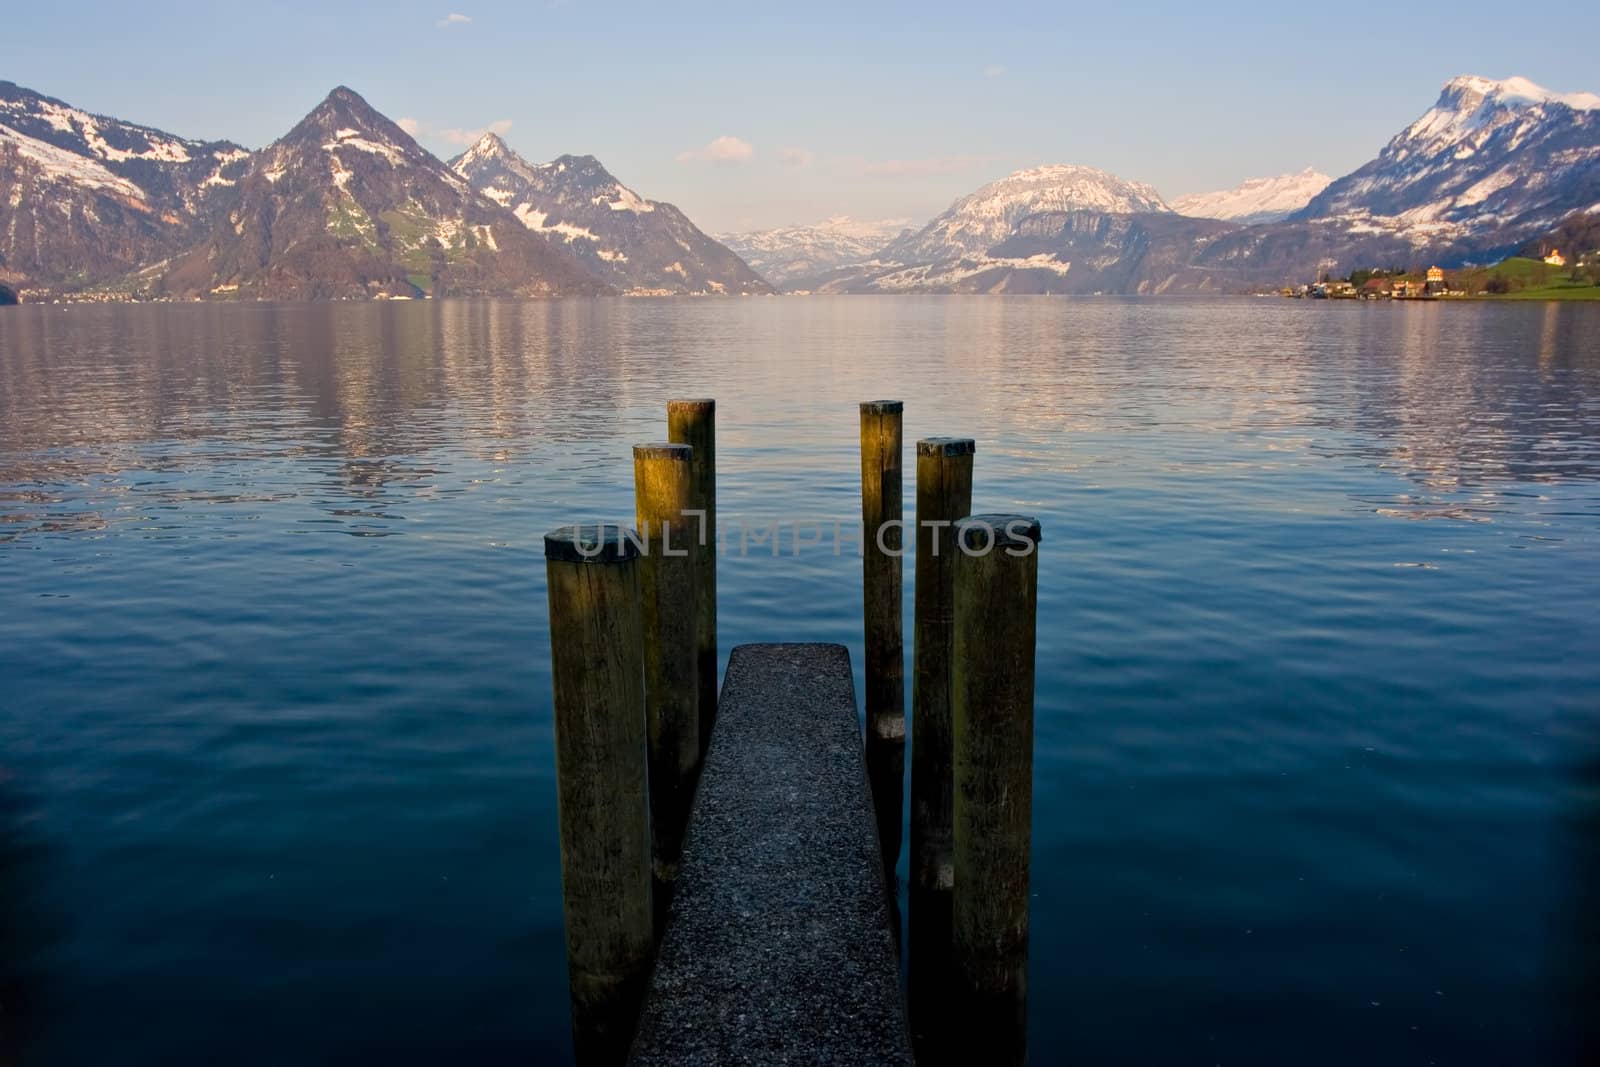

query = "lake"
[[1, 297, 1597, 1065]]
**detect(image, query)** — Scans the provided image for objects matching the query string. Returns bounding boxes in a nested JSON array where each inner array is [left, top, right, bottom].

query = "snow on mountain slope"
[[716, 216, 909, 287], [1171, 168, 1332, 225], [0, 123, 146, 201], [1294, 74, 1600, 241], [0, 80, 251, 288], [0, 81, 249, 213], [451, 134, 769, 294], [879, 164, 1170, 265]]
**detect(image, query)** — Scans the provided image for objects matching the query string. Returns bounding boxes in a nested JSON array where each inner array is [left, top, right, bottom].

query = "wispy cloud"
[[677, 135, 755, 165], [861, 155, 990, 177], [396, 116, 512, 146], [437, 12, 472, 28], [440, 118, 513, 145], [982, 64, 1007, 79], [776, 146, 814, 169]]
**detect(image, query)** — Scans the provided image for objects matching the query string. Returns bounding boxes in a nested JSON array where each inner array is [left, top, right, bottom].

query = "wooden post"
[[543, 524, 654, 1066], [632, 443, 699, 924], [951, 513, 1041, 1067], [860, 400, 905, 874], [908, 437, 974, 1053], [666, 399, 717, 757]]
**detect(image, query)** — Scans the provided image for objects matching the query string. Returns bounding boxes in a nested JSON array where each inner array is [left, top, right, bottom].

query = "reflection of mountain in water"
[[0, 301, 1598, 544], [1306, 303, 1600, 508]]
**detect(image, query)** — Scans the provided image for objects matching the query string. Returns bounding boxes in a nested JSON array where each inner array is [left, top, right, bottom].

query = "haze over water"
[[1, 297, 1597, 1065]]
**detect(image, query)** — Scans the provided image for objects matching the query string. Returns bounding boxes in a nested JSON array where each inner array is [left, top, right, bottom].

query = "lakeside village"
[[1281, 247, 1600, 301]]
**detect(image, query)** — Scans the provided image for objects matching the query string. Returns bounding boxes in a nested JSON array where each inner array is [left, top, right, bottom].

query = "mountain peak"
[[453, 132, 512, 170], [310, 86, 379, 119], [1437, 74, 1600, 113], [274, 86, 425, 161]]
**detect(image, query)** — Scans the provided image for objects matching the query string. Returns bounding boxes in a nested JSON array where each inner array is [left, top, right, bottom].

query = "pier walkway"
[[628, 643, 913, 1065]]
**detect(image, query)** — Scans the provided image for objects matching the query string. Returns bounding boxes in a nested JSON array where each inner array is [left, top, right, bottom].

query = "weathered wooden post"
[[666, 399, 717, 757], [543, 524, 654, 1066], [951, 513, 1041, 1067], [908, 437, 974, 1052], [632, 443, 699, 923], [860, 400, 906, 874]]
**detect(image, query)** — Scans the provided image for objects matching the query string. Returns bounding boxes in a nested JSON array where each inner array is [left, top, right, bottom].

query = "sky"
[[6, 1, 1599, 233]]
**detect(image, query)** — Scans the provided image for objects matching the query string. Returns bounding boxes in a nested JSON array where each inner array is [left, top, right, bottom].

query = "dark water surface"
[[1, 298, 1597, 1065]]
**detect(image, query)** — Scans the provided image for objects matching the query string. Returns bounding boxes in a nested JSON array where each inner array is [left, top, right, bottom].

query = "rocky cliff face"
[[162, 88, 608, 300], [451, 134, 769, 294], [0, 81, 247, 290]]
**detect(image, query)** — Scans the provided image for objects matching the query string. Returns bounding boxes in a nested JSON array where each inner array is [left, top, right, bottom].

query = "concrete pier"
[[628, 644, 913, 1066]]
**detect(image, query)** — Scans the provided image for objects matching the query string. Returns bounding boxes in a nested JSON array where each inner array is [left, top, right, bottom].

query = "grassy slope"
[[1459, 257, 1600, 300]]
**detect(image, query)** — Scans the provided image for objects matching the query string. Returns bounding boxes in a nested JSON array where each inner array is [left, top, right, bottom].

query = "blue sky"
[[6, 1, 1598, 231]]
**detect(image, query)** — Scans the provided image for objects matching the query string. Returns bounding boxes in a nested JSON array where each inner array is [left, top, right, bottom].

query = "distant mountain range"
[[2, 73, 1597, 300], [773, 74, 1600, 295], [717, 216, 909, 288], [1171, 168, 1333, 225]]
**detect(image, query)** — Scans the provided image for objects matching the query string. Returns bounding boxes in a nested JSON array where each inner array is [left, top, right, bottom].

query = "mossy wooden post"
[[666, 399, 717, 758], [860, 400, 905, 874], [951, 514, 1041, 1067], [543, 524, 654, 1067], [908, 437, 974, 1054], [633, 443, 699, 925]]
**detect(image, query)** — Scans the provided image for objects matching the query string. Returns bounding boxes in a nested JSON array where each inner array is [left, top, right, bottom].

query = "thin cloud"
[[439, 118, 513, 145], [777, 146, 815, 169], [983, 64, 1007, 79], [437, 12, 472, 28], [677, 135, 755, 165], [861, 155, 989, 177], [397, 117, 512, 145]]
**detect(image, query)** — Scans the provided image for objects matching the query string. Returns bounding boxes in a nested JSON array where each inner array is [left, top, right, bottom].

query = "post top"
[[916, 436, 976, 457], [543, 524, 641, 564], [667, 398, 715, 413], [860, 400, 903, 415], [956, 513, 1042, 551], [633, 442, 693, 461]]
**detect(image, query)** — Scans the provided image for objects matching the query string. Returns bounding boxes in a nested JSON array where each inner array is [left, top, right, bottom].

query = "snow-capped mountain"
[[1171, 168, 1332, 225], [716, 216, 909, 287], [0, 80, 248, 289], [450, 134, 769, 295], [163, 88, 606, 300], [878, 164, 1170, 266], [1294, 75, 1600, 240]]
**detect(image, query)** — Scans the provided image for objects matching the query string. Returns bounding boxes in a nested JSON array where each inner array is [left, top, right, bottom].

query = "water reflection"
[[3, 301, 1599, 547], [1, 297, 1599, 1064]]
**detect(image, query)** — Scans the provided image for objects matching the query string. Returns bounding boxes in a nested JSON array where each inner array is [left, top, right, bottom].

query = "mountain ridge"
[[161, 87, 608, 300], [449, 133, 769, 294], [0, 80, 250, 289]]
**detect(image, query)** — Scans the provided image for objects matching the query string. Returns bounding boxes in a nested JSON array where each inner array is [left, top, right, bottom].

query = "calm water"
[[1, 297, 1597, 1065]]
